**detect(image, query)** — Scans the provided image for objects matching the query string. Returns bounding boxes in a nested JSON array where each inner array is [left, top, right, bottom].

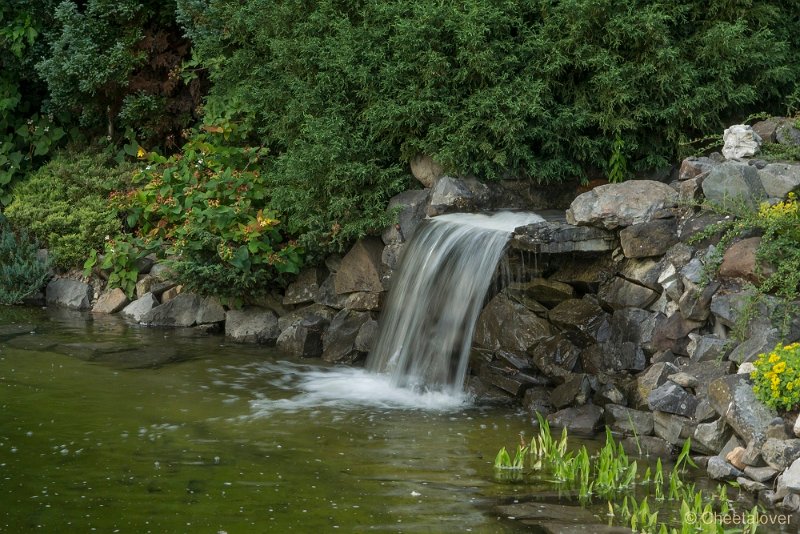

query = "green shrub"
[[114, 124, 302, 301], [4, 150, 137, 269], [0, 213, 51, 304]]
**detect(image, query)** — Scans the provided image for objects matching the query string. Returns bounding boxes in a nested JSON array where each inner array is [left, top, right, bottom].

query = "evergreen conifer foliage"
[[0, 214, 51, 305]]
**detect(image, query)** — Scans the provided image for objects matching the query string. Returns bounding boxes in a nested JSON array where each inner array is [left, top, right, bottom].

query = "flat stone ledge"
[[511, 211, 618, 254]]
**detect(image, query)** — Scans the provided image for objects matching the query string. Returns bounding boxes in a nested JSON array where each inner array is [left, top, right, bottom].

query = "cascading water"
[[366, 211, 544, 394]]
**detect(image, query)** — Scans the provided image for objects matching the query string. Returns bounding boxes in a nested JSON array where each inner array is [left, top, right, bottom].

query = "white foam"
[[431, 211, 543, 232]]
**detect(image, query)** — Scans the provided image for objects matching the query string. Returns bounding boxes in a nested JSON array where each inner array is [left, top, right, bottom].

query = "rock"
[[524, 387, 555, 416], [678, 212, 727, 246], [708, 375, 777, 443], [693, 418, 732, 455], [762, 439, 800, 471], [342, 291, 382, 312], [283, 267, 327, 305], [140, 293, 201, 327], [381, 243, 404, 270], [381, 189, 430, 244], [593, 382, 627, 406], [479, 364, 549, 397], [334, 238, 385, 295], [776, 121, 800, 146], [119, 292, 158, 322], [566, 180, 678, 229], [781, 493, 800, 513], [621, 436, 674, 458], [678, 282, 719, 322], [657, 263, 683, 301], [91, 288, 129, 314], [427, 176, 474, 216], [409, 154, 443, 188], [794, 414, 800, 438], [529, 335, 581, 378], [767, 417, 793, 441], [752, 118, 784, 143], [548, 299, 611, 346], [680, 360, 736, 397], [512, 219, 618, 254], [778, 458, 800, 493], [322, 309, 372, 363], [722, 124, 762, 160], [45, 278, 93, 310], [610, 308, 658, 352], [687, 335, 727, 362], [605, 404, 654, 436], [161, 285, 182, 302], [736, 476, 768, 493], [545, 405, 604, 437], [650, 313, 703, 354], [744, 465, 778, 483], [196, 297, 226, 324], [710, 291, 756, 329], [277, 315, 328, 358], [719, 237, 774, 284], [725, 446, 747, 470], [701, 161, 767, 209], [648, 382, 699, 417], [707, 456, 743, 481], [619, 219, 678, 258], [678, 176, 704, 203], [727, 327, 781, 364], [668, 372, 699, 389], [494, 501, 599, 525], [514, 278, 575, 308], [620, 258, 662, 291], [225, 308, 279, 344], [550, 374, 591, 409], [653, 411, 693, 446], [738, 362, 756, 375], [598, 276, 659, 310], [549, 256, 616, 293], [475, 293, 552, 352], [354, 319, 379, 353], [635, 362, 680, 408], [741, 437, 765, 467], [679, 157, 718, 181], [758, 163, 800, 198], [604, 341, 647, 372]]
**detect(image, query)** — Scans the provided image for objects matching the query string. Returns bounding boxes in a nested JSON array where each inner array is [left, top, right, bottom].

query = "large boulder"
[[718, 237, 774, 284], [322, 309, 372, 363], [225, 307, 279, 344], [605, 404, 654, 436], [277, 315, 329, 358], [92, 288, 129, 314], [474, 293, 551, 352], [758, 163, 800, 198], [409, 154, 443, 188], [679, 157, 718, 181], [647, 382, 699, 417], [528, 335, 581, 378], [334, 238, 385, 295], [283, 267, 326, 306], [722, 124, 762, 160], [708, 375, 777, 443], [381, 189, 431, 244], [546, 404, 604, 436], [548, 298, 611, 346], [566, 180, 678, 229], [598, 276, 659, 310], [120, 292, 159, 322], [426, 176, 474, 217], [46, 278, 93, 310], [701, 161, 767, 208], [619, 219, 678, 258], [140, 293, 225, 327]]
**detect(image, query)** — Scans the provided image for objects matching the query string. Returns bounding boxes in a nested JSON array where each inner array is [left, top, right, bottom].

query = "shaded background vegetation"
[[2, 0, 799, 296]]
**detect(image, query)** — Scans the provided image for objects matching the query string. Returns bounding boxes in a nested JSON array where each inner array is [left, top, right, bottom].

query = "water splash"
[[366, 211, 543, 394]]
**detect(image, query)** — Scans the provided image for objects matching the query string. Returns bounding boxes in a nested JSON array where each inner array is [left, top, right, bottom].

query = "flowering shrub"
[[112, 124, 303, 299], [752, 342, 800, 411]]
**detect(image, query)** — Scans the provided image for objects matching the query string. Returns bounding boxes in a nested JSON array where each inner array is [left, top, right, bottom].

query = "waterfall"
[[366, 211, 544, 394]]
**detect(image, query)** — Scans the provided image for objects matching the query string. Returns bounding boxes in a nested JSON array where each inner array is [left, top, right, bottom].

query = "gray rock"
[[679, 157, 718, 181], [409, 154, 443, 188], [546, 405, 604, 437], [354, 319, 379, 353], [679, 257, 705, 286], [693, 418, 732, 455], [778, 458, 800, 493], [678, 282, 719, 322], [598, 276, 659, 310], [780, 494, 800, 513], [657, 263, 683, 301], [767, 417, 793, 441], [605, 404, 654, 436], [742, 437, 766, 467], [610, 308, 658, 351], [566, 180, 678, 229], [653, 411, 693, 446], [621, 436, 674, 459], [680, 360, 736, 398], [776, 121, 800, 146], [550, 374, 591, 409], [529, 335, 581, 378], [278, 303, 337, 332], [120, 292, 159, 322], [141, 293, 201, 327], [762, 439, 800, 471], [635, 362, 680, 407], [736, 476, 768, 493], [322, 309, 372, 363], [381, 189, 431, 244], [523, 386, 555, 416], [619, 219, 678, 258], [708, 375, 777, 443], [668, 372, 699, 389], [45, 278, 93, 310], [648, 382, 699, 417], [707, 456, 743, 481], [722, 124, 762, 160], [727, 327, 781, 364], [427, 176, 474, 216], [758, 163, 800, 198], [512, 278, 575, 308], [604, 341, 647, 372], [475, 293, 552, 352], [744, 465, 778, 483], [701, 161, 767, 209], [91, 288, 129, 314], [342, 291, 382, 312], [593, 382, 627, 406], [381, 243, 404, 270], [225, 308, 279, 344], [283, 267, 326, 305], [687, 335, 727, 362], [620, 258, 662, 291], [794, 414, 800, 438], [650, 313, 703, 354], [148, 262, 176, 280], [334, 238, 385, 295], [548, 299, 611, 346], [277, 315, 328, 358], [196, 297, 225, 324]]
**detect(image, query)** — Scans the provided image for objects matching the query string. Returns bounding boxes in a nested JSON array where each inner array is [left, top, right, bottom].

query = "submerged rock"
[[546, 405, 604, 436], [46, 278, 93, 310]]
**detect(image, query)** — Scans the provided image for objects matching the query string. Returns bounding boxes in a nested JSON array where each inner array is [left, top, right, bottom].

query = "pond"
[[0, 307, 546, 533], [0, 307, 789, 533]]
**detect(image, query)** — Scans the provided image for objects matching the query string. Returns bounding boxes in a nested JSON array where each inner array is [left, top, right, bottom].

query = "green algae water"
[[0, 308, 536, 533]]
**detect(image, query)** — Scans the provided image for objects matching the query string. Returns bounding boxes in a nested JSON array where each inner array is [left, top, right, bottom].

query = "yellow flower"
[[774, 362, 787, 374], [769, 353, 781, 363], [137, 146, 146, 159]]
